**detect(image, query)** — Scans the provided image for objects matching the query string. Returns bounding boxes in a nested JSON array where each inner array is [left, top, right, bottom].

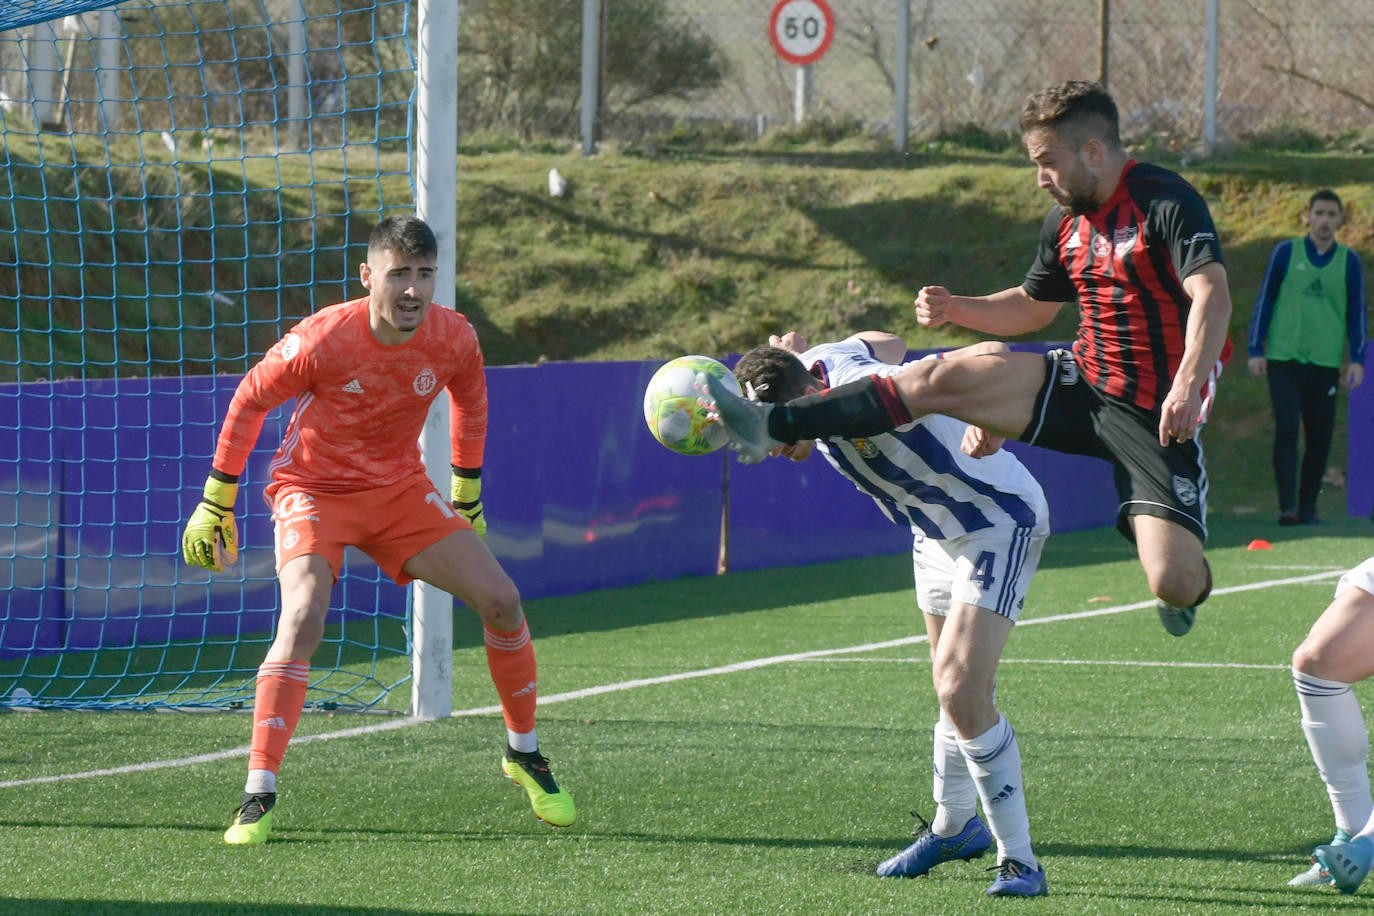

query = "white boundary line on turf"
[[0, 567, 1342, 789], [791, 657, 1289, 670]]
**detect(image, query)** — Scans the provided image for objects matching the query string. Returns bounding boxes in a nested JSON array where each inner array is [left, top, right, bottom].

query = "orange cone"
[[1247, 538, 1273, 550]]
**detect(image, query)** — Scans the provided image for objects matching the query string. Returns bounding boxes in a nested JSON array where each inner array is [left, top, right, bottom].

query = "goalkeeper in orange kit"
[[182, 215, 574, 844]]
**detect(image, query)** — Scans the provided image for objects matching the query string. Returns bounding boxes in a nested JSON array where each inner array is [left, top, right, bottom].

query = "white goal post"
[[412, 0, 458, 721]]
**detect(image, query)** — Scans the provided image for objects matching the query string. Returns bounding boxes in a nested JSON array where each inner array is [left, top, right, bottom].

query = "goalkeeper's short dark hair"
[[732, 346, 816, 404], [369, 215, 438, 261]]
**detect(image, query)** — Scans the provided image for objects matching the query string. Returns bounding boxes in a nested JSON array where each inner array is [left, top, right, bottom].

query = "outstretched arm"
[[768, 329, 909, 365], [915, 285, 1064, 336], [851, 330, 907, 365]]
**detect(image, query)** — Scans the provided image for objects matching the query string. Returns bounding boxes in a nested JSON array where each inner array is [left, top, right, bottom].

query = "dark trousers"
[[1267, 360, 1340, 518]]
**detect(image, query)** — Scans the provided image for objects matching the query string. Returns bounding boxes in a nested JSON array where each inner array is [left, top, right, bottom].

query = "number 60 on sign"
[[768, 0, 834, 67]]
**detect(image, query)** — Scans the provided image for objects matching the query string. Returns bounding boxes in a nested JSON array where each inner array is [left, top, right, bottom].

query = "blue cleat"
[[1315, 834, 1374, 894], [986, 859, 1048, 897], [1291, 828, 1350, 886], [876, 811, 992, 877]]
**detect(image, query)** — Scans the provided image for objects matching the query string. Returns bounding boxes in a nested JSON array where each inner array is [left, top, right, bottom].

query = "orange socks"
[[484, 622, 537, 733], [247, 659, 310, 774]]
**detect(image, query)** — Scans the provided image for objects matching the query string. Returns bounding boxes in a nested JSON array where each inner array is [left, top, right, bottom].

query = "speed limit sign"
[[768, 0, 834, 67]]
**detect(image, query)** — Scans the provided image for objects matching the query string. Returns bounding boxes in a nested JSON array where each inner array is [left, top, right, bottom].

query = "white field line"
[[0, 567, 1341, 789], [793, 657, 1288, 670]]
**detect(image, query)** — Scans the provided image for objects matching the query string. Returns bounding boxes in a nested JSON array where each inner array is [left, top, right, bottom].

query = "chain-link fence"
[[593, 0, 1374, 148], [3, 1, 1372, 150]]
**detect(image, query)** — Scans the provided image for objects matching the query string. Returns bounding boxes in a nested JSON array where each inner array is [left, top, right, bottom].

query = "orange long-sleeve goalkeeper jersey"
[[212, 297, 487, 494]]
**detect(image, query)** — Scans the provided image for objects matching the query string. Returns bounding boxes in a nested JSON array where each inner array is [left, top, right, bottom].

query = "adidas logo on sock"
[[342, 379, 364, 393], [256, 716, 287, 730], [512, 680, 537, 697]]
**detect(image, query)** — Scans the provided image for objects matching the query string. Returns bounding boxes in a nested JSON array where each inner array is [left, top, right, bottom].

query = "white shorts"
[[1336, 557, 1374, 599], [912, 525, 1047, 622]]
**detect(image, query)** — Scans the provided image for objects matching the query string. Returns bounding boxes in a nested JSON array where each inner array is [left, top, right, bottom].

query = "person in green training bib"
[[1247, 189, 1367, 526]]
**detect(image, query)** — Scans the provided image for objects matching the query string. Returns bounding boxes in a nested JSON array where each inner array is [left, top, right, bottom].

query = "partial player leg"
[[1296, 364, 1340, 523], [879, 521, 1047, 890], [405, 529, 575, 826], [933, 603, 1041, 893], [226, 553, 333, 845], [1132, 516, 1210, 636], [1267, 361, 1302, 523], [1294, 568, 1374, 891], [876, 611, 990, 878], [699, 351, 1045, 462]]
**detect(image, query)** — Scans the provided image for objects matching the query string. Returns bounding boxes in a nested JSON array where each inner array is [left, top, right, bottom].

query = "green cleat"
[[502, 746, 575, 827], [224, 792, 275, 845], [1155, 601, 1196, 636]]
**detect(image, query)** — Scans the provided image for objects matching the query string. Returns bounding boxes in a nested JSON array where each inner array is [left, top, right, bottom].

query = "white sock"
[[1295, 668, 1373, 835], [931, 710, 978, 836], [959, 714, 1035, 868], [508, 728, 538, 754], [244, 768, 276, 795]]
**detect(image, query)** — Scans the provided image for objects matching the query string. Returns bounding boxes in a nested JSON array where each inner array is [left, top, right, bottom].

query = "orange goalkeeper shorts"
[[268, 473, 470, 585]]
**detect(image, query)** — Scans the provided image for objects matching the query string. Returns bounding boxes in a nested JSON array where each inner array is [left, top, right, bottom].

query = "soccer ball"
[[643, 355, 741, 455]]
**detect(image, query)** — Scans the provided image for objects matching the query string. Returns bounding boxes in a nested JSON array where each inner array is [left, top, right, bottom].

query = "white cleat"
[[695, 371, 781, 464], [1290, 861, 1330, 887]]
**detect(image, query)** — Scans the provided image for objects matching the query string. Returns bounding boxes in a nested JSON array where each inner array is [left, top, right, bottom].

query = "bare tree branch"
[[1262, 64, 1374, 113]]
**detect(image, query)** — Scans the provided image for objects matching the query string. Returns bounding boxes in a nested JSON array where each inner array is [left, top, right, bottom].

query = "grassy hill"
[[8, 131, 1370, 520], [456, 137, 1372, 519]]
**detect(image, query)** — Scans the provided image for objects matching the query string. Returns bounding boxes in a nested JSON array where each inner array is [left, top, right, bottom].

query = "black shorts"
[[1018, 349, 1208, 543]]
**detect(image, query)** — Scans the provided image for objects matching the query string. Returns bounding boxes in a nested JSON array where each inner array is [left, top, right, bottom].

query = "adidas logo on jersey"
[[342, 379, 364, 393]]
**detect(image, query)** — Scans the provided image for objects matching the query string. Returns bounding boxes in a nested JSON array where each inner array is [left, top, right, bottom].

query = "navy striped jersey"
[[1022, 159, 1233, 413], [801, 339, 1050, 540]]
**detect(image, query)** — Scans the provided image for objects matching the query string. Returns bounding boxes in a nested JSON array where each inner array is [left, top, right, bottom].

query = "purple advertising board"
[[1, 352, 1119, 656]]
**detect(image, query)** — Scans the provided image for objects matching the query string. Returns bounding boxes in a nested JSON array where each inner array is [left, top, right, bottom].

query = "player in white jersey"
[[730, 331, 1050, 898], [1290, 557, 1374, 893]]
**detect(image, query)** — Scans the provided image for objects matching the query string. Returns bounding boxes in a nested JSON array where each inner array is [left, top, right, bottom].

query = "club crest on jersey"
[[1091, 232, 1112, 259], [1171, 474, 1199, 507], [274, 491, 319, 522], [1113, 226, 1137, 256], [281, 333, 301, 361], [413, 367, 437, 396], [849, 436, 882, 459]]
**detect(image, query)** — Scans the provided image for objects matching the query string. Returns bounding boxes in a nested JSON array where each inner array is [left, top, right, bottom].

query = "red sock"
[[484, 622, 537, 733], [247, 659, 310, 774]]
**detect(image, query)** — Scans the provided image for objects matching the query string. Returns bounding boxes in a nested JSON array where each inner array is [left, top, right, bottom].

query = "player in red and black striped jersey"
[[700, 81, 1231, 641], [1021, 158, 1233, 415]]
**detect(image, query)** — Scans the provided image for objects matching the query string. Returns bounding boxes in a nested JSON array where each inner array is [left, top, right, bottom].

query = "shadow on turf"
[[461, 513, 1372, 651]]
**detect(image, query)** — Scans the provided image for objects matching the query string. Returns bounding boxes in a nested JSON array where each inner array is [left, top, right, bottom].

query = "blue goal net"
[[1, 0, 420, 710]]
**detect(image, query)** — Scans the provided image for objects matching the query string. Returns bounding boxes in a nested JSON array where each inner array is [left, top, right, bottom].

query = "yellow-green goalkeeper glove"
[[182, 475, 240, 571], [451, 467, 486, 539]]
